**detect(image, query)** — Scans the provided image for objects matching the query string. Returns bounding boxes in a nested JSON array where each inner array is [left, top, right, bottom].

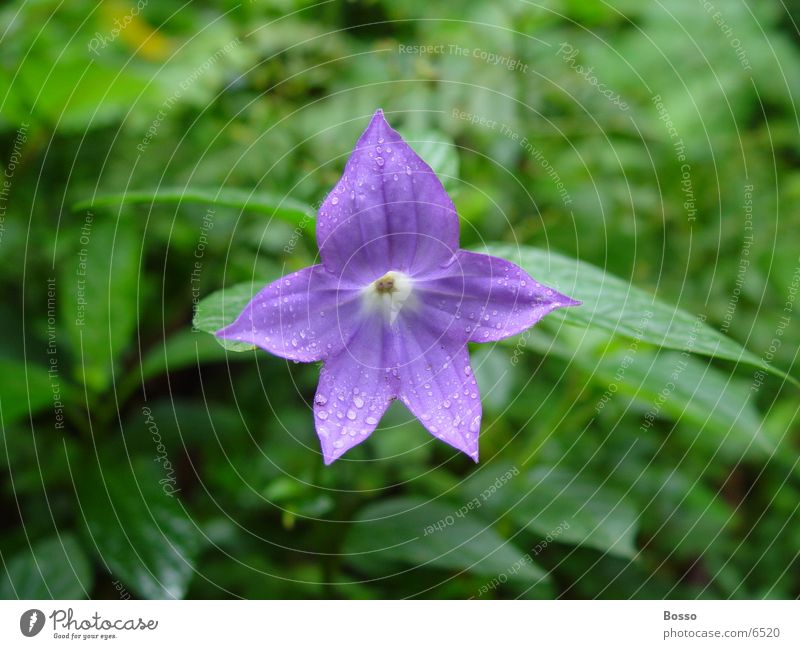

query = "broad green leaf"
[[72, 188, 314, 227], [594, 349, 773, 461], [0, 361, 58, 428], [192, 281, 266, 352], [462, 464, 639, 558], [482, 244, 793, 383], [471, 345, 519, 412], [399, 129, 460, 192], [0, 534, 92, 599], [60, 217, 139, 393], [77, 456, 201, 599], [343, 496, 548, 583]]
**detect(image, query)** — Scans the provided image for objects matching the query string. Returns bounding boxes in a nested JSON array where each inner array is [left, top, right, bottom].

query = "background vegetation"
[[1, 0, 798, 599]]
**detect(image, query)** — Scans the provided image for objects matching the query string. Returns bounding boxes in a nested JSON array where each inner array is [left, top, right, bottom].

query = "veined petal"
[[216, 265, 362, 362], [313, 312, 399, 464], [395, 310, 481, 461], [316, 110, 460, 283], [415, 250, 580, 345]]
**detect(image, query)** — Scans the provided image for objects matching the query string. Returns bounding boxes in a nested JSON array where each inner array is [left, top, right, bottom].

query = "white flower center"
[[362, 270, 414, 324]]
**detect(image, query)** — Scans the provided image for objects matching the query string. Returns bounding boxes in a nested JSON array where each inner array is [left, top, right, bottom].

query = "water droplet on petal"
[[346, 409, 357, 420]]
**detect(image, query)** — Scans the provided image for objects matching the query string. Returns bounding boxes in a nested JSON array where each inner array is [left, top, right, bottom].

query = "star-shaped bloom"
[[217, 110, 579, 464]]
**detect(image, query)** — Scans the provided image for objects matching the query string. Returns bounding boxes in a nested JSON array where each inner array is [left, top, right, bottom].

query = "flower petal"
[[313, 313, 399, 464], [415, 250, 580, 345], [316, 110, 460, 283], [395, 310, 481, 461], [216, 265, 362, 362]]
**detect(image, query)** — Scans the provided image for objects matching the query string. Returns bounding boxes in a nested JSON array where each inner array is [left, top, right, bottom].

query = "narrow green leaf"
[[72, 187, 314, 227], [344, 496, 549, 583], [482, 244, 793, 383], [0, 534, 92, 599]]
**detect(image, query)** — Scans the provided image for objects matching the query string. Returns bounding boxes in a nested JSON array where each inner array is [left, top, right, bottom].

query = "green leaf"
[[0, 534, 92, 599], [0, 361, 58, 428], [462, 464, 639, 558], [399, 129, 460, 192], [471, 345, 519, 412], [77, 456, 201, 599], [192, 281, 266, 352], [138, 329, 241, 384], [72, 187, 314, 227], [593, 349, 773, 461], [60, 217, 140, 393], [343, 496, 549, 583], [482, 244, 794, 383]]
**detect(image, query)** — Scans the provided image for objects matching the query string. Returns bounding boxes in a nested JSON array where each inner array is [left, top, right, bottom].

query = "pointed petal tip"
[[366, 108, 388, 128], [362, 108, 394, 138]]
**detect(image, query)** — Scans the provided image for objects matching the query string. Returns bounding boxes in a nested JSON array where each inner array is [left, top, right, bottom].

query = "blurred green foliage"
[[1, 0, 798, 600]]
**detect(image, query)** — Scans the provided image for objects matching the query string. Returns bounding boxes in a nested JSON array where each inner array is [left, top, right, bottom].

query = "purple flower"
[[217, 110, 579, 464]]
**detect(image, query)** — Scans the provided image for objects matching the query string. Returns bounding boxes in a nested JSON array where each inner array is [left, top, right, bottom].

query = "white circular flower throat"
[[362, 270, 414, 324]]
